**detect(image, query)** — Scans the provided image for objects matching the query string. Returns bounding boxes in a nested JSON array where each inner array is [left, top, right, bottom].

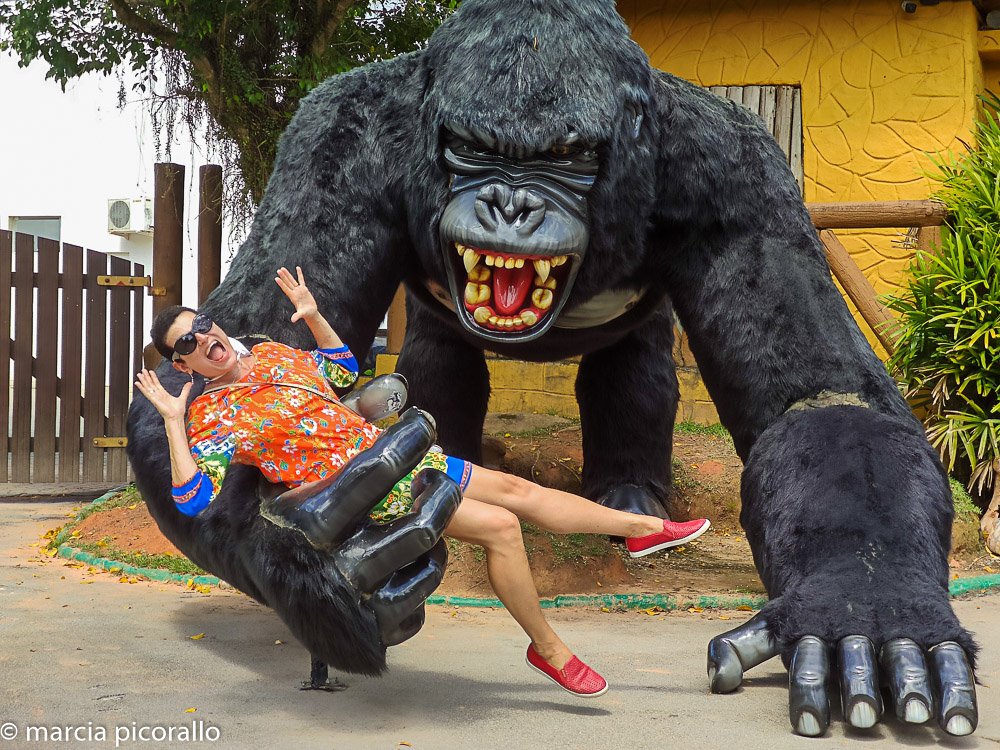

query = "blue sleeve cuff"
[[173, 472, 213, 517], [317, 346, 359, 373]]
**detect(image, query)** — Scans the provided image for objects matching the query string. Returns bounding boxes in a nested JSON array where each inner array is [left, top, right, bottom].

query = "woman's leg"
[[462, 465, 663, 537], [445, 497, 574, 669]]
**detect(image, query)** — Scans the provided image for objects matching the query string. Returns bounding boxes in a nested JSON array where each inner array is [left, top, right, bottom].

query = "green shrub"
[[886, 94, 1000, 496]]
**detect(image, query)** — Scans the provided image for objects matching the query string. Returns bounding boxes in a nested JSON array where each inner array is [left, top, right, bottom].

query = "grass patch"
[[70, 541, 207, 576], [675, 421, 731, 440]]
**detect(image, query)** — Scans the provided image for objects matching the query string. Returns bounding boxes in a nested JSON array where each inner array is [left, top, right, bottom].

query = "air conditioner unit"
[[107, 197, 153, 236]]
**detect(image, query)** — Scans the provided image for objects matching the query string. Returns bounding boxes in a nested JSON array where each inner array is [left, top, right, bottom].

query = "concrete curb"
[[52, 491, 1000, 610]]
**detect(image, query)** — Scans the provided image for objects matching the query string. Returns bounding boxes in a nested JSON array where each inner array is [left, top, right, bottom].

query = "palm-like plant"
[[886, 94, 1000, 550]]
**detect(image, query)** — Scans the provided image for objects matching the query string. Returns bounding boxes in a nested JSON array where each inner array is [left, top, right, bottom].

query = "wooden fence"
[[1, 230, 146, 486]]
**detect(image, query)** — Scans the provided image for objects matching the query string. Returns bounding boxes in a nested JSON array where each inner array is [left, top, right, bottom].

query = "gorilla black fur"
[[127, 0, 977, 729]]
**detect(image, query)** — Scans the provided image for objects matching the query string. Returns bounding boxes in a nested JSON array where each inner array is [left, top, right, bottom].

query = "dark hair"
[[150, 305, 197, 361]]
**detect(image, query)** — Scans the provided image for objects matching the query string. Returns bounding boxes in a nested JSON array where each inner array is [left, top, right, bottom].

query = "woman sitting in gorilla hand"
[[134, 265, 710, 698]]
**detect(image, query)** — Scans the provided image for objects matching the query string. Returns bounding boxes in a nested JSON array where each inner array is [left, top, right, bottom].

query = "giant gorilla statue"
[[127, 0, 979, 737]]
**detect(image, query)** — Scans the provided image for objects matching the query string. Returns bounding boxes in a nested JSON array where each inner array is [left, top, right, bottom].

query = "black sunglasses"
[[172, 314, 213, 359]]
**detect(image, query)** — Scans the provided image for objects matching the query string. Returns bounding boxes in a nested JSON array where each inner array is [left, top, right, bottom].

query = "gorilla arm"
[[650, 75, 977, 736], [199, 53, 425, 354], [127, 363, 460, 678]]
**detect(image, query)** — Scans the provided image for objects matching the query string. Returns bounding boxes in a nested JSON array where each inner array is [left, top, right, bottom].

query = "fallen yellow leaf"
[[184, 708, 196, 713], [736, 605, 753, 611], [688, 607, 703, 613], [190, 633, 205, 640]]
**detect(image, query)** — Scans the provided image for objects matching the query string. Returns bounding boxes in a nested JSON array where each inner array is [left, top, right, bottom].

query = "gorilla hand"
[[707, 614, 977, 736], [263, 406, 461, 647], [707, 406, 978, 737]]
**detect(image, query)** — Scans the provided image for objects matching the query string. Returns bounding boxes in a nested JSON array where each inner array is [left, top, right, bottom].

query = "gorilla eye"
[[550, 144, 576, 157]]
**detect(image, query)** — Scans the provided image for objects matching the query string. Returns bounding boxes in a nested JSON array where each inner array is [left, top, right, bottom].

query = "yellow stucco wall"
[[620, 0, 981, 309]]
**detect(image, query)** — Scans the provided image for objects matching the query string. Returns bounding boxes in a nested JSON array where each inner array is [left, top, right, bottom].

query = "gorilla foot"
[[708, 618, 978, 737], [598, 484, 668, 519], [300, 657, 348, 692]]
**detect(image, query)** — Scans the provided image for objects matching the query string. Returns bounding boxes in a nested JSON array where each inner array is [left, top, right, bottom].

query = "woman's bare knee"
[[480, 507, 523, 551]]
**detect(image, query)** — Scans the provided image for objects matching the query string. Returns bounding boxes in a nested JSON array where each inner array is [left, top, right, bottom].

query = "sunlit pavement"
[[2, 500, 998, 749]]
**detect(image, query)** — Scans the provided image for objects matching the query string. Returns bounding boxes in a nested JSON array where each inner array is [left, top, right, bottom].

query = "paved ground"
[[2, 500, 999, 749]]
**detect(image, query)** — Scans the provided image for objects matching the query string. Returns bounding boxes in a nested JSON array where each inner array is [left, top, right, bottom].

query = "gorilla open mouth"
[[453, 242, 573, 333]]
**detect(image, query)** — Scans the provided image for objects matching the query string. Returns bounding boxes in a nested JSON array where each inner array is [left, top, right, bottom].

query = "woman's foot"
[[626, 518, 711, 558], [526, 644, 609, 697]]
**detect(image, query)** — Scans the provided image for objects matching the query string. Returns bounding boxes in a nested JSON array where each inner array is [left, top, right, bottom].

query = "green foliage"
[[950, 478, 980, 520], [886, 93, 1000, 494], [0, 1, 459, 206]]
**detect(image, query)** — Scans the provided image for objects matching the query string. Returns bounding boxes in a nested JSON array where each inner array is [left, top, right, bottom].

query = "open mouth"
[[454, 243, 572, 333], [206, 341, 227, 362]]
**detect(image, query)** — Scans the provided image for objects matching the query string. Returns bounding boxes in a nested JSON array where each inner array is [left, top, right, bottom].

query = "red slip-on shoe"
[[525, 644, 609, 698], [626, 518, 711, 558]]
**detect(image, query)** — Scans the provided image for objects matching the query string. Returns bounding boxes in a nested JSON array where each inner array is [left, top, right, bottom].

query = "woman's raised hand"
[[135, 369, 191, 422], [275, 266, 318, 324]]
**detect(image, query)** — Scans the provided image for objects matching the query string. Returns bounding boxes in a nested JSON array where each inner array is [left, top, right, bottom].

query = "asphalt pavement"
[[2, 500, 998, 749]]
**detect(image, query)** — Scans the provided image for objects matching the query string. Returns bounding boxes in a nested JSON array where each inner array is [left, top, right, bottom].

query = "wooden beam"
[[386, 285, 407, 355], [818, 230, 901, 353], [807, 200, 947, 229]]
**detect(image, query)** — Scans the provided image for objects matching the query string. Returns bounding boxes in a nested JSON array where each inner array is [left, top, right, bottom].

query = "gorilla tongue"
[[492, 264, 535, 315]]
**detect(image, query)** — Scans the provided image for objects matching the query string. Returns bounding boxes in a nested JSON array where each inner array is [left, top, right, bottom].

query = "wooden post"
[[148, 162, 185, 367], [818, 230, 901, 353], [386, 285, 407, 354], [197, 164, 223, 305], [153, 162, 185, 314]]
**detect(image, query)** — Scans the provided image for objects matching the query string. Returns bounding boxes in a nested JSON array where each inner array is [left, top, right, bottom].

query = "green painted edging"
[[53, 490, 1000, 608], [427, 592, 768, 611], [56, 545, 221, 587]]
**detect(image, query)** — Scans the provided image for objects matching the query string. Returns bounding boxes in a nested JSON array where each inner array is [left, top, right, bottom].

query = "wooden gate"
[[1, 230, 146, 487]]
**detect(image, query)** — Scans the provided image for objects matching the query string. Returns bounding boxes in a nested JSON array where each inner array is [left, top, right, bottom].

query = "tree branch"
[[108, 0, 180, 46], [311, 0, 355, 59]]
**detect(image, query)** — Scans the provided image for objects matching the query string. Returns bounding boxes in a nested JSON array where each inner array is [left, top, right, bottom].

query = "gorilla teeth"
[[464, 282, 490, 304], [463, 249, 481, 273], [473, 306, 492, 324], [532, 288, 554, 310], [534, 276, 557, 290], [521, 310, 538, 325], [504, 257, 516, 269], [533, 259, 551, 282]]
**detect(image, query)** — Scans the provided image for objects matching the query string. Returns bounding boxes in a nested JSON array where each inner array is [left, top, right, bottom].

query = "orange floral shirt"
[[174, 341, 381, 515]]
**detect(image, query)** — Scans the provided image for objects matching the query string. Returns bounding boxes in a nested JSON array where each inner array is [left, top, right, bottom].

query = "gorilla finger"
[[928, 641, 978, 736], [370, 543, 448, 646], [336, 490, 455, 593], [262, 407, 436, 548], [879, 638, 932, 724], [837, 635, 882, 729], [379, 606, 426, 647], [788, 636, 831, 737], [341, 373, 408, 422], [707, 613, 778, 694]]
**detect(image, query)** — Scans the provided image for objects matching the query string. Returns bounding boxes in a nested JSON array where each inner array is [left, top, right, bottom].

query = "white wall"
[[0, 54, 242, 307]]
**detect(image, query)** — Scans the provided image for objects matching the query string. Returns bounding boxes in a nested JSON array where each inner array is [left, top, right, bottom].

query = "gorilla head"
[[418, 0, 659, 343]]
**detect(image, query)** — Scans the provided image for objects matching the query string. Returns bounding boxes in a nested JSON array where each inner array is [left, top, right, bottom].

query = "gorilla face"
[[438, 124, 598, 343]]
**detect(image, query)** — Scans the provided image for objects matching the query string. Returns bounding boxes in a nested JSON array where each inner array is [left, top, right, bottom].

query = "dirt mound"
[[63, 414, 993, 597]]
